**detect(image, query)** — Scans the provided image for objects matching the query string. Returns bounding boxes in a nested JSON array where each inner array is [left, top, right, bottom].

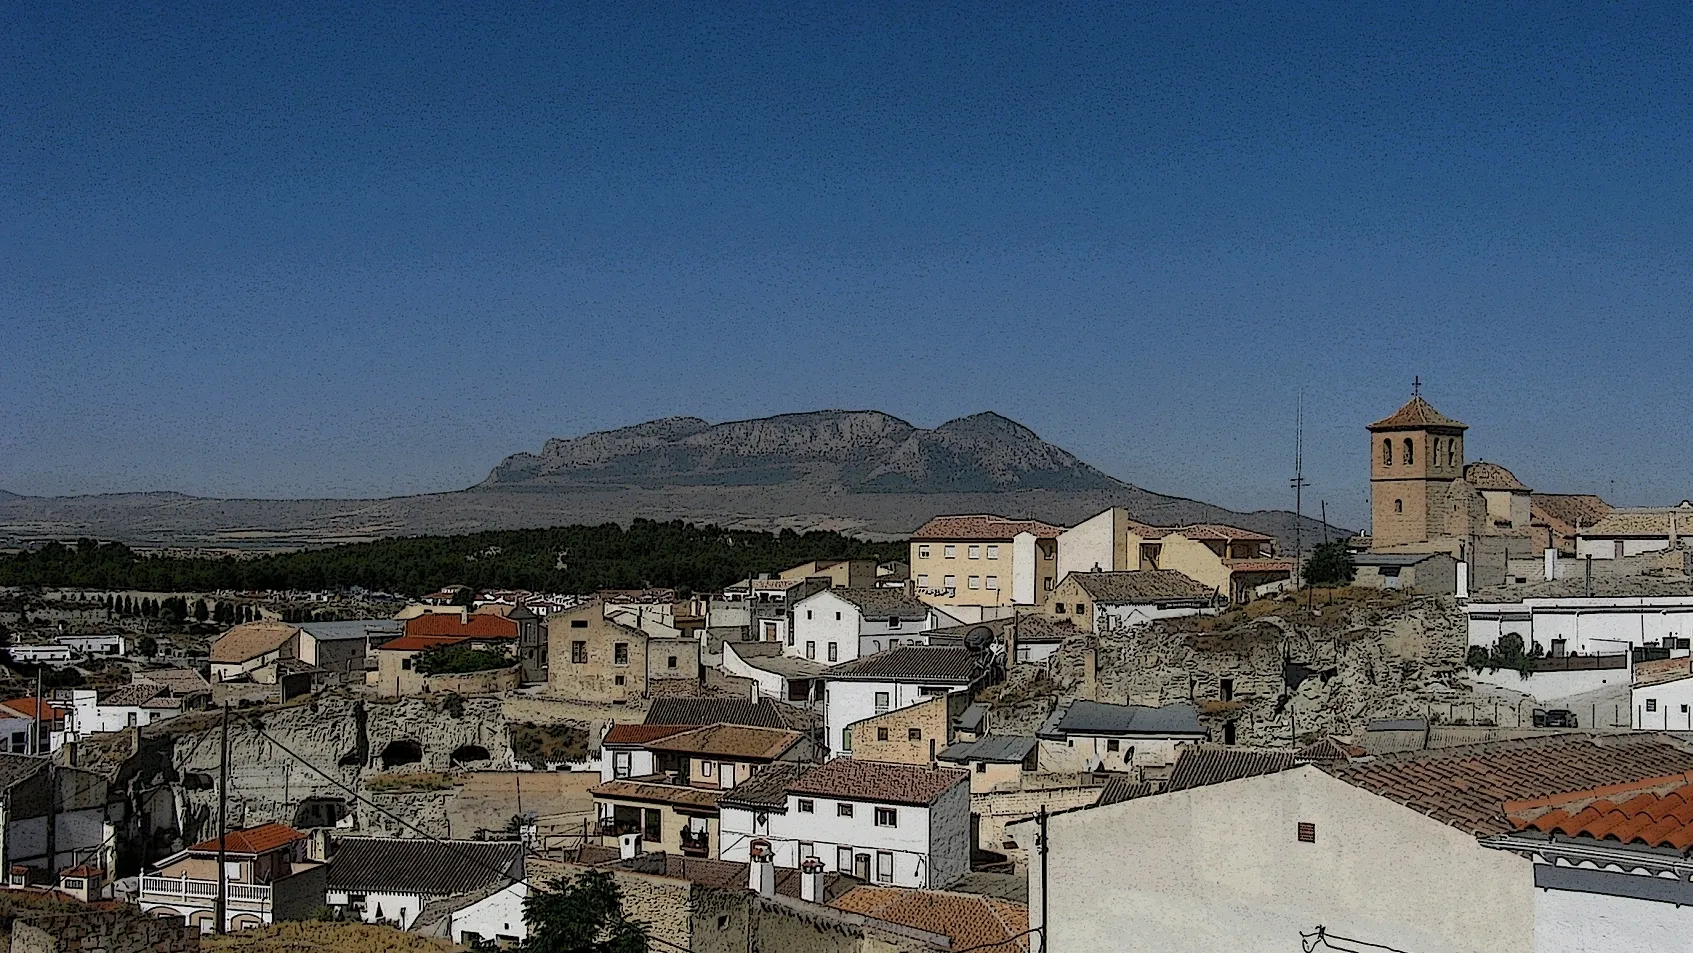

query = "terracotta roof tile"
[[602, 724, 692, 747], [644, 724, 804, 760], [1227, 559, 1295, 574], [186, 823, 305, 855], [833, 886, 1030, 952], [1368, 396, 1467, 431], [405, 614, 519, 639], [589, 778, 724, 810], [209, 621, 298, 664], [0, 698, 66, 720], [910, 515, 1065, 542], [1173, 524, 1274, 542], [376, 634, 479, 653], [1505, 770, 1693, 850], [785, 758, 967, 806]]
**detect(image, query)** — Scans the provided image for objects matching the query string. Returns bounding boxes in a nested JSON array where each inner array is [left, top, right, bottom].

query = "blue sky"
[[4, 2, 1690, 530]]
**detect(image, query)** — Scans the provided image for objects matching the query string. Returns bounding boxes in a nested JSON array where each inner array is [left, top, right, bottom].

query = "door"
[[854, 853, 871, 881]]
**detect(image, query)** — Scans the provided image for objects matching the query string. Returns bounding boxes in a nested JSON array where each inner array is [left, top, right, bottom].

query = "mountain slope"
[[0, 410, 1346, 549]]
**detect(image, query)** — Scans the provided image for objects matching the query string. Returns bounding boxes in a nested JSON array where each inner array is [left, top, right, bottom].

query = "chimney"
[[619, 832, 642, 861], [904, 578, 916, 599], [748, 838, 775, 897], [799, 855, 825, 903]]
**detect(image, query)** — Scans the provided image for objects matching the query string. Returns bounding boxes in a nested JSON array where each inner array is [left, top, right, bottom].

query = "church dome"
[[1464, 461, 1530, 492]]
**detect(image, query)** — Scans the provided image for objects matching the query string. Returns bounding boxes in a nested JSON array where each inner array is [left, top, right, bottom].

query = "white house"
[[1034, 700, 1208, 773], [0, 698, 70, 754], [598, 724, 681, 781], [1009, 733, 1693, 953], [788, 588, 959, 665], [4, 644, 73, 664], [718, 757, 971, 889], [413, 881, 528, 947], [1466, 595, 1693, 703], [721, 641, 824, 704], [1631, 659, 1693, 731], [58, 685, 183, 736], [1575, 503, 1693, 559], [820, 646, 986, 757], [325, 837, 524, 930], [57, 633, 127, 656]]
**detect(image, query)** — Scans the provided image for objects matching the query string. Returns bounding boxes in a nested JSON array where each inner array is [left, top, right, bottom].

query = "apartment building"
[[909, 515, 1064, 621]]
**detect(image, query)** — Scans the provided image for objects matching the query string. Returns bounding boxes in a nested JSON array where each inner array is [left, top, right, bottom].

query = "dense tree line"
[[0, 521, 895, 598]]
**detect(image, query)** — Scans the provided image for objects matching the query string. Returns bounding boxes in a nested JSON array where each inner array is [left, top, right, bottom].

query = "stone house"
[[1055, 508, 1290, 605], [935, 735, 1038, 793], [841, 694, 960, 767], [470, 603, 546, 681], [821, 646, 988, 758], [1351, 551, 1459, 594], [1035, 699, 1207, 775], [547, 601, 700, 703], [372, 631, 517, 698], [1033, 570, 1218, 634]]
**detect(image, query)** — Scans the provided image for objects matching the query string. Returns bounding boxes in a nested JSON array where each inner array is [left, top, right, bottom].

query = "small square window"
[[401, 659, 412, 670], [985, 575, 998, 590], [918, 545, 930, 559], [986, 545, 999, 559], [668, 655, 678, 669], [614, 675, 625, 686], [1297, 822, 1316, 843], [1106, 739, 1120, 752], [968, 546, 980, 560], [907, 728, 921, 741], [797, 799, 814, 813], [917, 574, 929, 588], [968, 576, 980, 590], [1648, 698, 1659, 712], [837, 803, 854, 818], [944, 545, 956, 559], [1054, 603, 1066, 614], [877, 727, 889, 742]]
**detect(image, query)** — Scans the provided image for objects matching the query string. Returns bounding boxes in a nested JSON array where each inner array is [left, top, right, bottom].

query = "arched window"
[[1403, 438, 1414, 465], [1394, 499, 1404, 514], [1382, 439, 1393, 466], [1447, 440, 1456, 468], [1431, 438, 1442, 466]]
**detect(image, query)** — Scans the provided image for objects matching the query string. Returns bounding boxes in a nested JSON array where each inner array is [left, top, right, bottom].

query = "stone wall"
[[971, 785, 1103, 854], [845, 696, 948, 765], [12, 907, 198, 953], [422, 665, 522, 696]]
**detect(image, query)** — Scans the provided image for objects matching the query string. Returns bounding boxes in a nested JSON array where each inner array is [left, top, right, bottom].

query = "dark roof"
[[824, 646, 981, 684], [938, 735, 1037, 765], [591, 777, 725, 810], [717, 762, 811, 812], [298, 619, 403, 641], [602, 724, 692, 747], [1095, 776, 1156, 806], [326, 837, 522, 895], [644, 697, 786, 729], [786, 758, 968, 807], [644, 725, 803, 760], [0, 754, 47, 791], [1296, 737, 1367, 762], [1010, 615, 1082, 644], [1165, 748, 1298, 792], [97, 683, 167, 707], [1067, 571, 1216, 604], [1036, 700, 1205, 740], [954, 703, 990, 734], [1322, 734, 1693, 837], [1367, 396, 1467, 431], [808, 588, 934, 621]]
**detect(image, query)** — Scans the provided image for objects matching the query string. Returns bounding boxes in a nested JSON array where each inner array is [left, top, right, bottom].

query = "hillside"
[[0, 410, 1345, 549]]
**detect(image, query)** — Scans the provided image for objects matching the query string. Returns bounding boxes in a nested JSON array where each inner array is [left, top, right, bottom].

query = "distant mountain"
[[0, 410, 1347, 550]]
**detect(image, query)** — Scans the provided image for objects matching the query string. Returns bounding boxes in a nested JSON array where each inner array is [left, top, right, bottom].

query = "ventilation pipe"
[[799, 855, 825, 903], [748, 838, 775, 897]]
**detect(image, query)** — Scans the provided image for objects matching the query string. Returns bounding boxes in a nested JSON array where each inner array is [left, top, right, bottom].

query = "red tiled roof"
[[833, 886, 1030, 951], [910, 515, 1065, 542], [0, 698, 66, 720], [405, 614, 519, 639], [187, 823, 305, 856], [1323, 734, 1693, 837], [376, 634, 476, 653], [786, 758, 967, 807], [1507, 772, 1693, 851], [602, 724, 692, 747], [1368, 396, 1467, 431], [645, 725, 804, 760], [1174, 524, 1273, 542], [589, 777, 724, 810]]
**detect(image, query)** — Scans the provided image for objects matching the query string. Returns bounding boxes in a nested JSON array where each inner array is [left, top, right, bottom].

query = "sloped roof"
[[133, 667, 211, 694], [1531, 494, 1612, 533], [601, 724, 691, 747], [820, 588, 935, 621], [1322, 733, 1693, 837], [1583, 506, 1693, 538], [1367, 396, 1467, 431], [1166, 748, 1297, 791], [1464, 461, 1531, 492], [644, 697, 787, 729], [1171, 524, 1273, 542], [187, 823, 305, 856], [833, 886, 1031, 952], [910, 515, 1065, 542], [0, 698, 66, 721], [717, 761, 811, 812], [209, 621, 298, 664], [1036, 700, 1205, 740], [1295, 737, 1367, 762], [376, 634, 477, 653], [589, 777, 724, 810], [824, 646, 981, 684], [404, 613, 519, 639], [1068, 571, 1215, 604], [1011, 615, 1082, 644], [1095, 775, 1156, 806], [298, 619, 402, 641], [0, 754, 49, 791], [938, 735, 1037, 765], [645, 724, 804, 760], [1506, 772, 1693, 851], [325, 837, 521, 895], [97, 683, 167, 707], [786, 758, 968, 807]]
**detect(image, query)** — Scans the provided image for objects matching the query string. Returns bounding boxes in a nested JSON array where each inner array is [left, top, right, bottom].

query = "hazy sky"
[[4, 2, 1691, 530]]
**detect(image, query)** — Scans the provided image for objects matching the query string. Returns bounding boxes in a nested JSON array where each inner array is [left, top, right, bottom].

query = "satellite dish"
[[963, 626, 995, 655]]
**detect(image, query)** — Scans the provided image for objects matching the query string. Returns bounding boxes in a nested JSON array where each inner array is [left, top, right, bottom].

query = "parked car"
[[1531, 708, 1578, 728]]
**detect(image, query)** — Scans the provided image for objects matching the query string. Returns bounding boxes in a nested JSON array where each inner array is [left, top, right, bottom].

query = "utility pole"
[[1291, 391, 1308, 595], [215, 702, 230, 935], [1037, 805, 1049, 953], [31, 668, 42, 756]]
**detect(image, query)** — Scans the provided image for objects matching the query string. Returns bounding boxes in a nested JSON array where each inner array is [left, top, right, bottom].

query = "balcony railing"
[[141, 875, 271, 906], [680, 829, 710, 857]]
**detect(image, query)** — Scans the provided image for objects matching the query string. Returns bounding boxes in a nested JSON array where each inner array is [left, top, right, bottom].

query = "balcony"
[[680, 829, 710, 857], [140, 875, 271, 907]]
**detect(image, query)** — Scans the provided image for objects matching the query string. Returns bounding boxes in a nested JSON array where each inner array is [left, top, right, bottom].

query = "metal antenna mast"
[[1291, 391, 1308, 589]]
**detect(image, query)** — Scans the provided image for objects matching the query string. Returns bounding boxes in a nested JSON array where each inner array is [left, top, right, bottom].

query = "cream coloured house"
[[909, 515, 1064, 621]]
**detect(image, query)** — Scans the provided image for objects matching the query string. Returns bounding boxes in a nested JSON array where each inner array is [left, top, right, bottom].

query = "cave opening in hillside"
[[294, 797, 349, 828], [380, 739, 423, 769], [451, 744, 492, 764]]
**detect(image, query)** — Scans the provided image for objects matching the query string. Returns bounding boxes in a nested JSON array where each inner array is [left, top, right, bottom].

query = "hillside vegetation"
[[0, 520, 893, 596], [203, 922, 462, 952]]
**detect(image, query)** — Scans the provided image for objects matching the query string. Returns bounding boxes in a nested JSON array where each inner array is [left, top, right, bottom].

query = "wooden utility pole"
[[214, 702, 230, 935]]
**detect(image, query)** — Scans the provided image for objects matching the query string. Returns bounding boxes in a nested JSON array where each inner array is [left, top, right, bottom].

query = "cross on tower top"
[[1412, 376, 1422, 397]]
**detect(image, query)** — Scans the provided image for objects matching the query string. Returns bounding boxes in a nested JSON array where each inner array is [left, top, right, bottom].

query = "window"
[[877, 727, 889, 741], [986, 575, 998, 590], [837, 803, 855, 818], [1403, 438, 1414, 465], [944, 545, 956, 559], [8, 732, 22, 751], [807, 610, 813, 620], [717, 916, 729, 931], [968, 576, 980, 590], [986, 545, 999, 559], [943, 575, 956, 590], [841, 728, 852, 751], [572, 641, 587, 664], [1648, 698, 1658, 712], [1044, 577, 1054, 591], [874, 691, 890, 714], [800, 841, 814, 860], [702, 761, 714, 777], [968, 545, 980, 560], [835, 611, 842, 621], [644, 808, 662, 842], [827, 642, 838, 662], [876, 851, 893, 883], [1448, 440, 1456, 468], [975, 761, 987, 773], [1054, 603, 1066, 614], [837, 846, 853, 872], [667, 655, 678, 669], [797, 799, 815, 813], [613, 751, 631, 779], [1075, 602, 1086, 615], [1106, 739, 1120, 752], [401, 658, 412, 670], [613, 643, 629, 666], [875, 808, 898, 827], [1297, 822, 1316, 843], [918, 545, 930, 559], [787, 629, 795, 646], [1382, 439, 1392, 466], [614, 675, 625, 686], [917, 574, 929, 587], [1431, 437, 1442, 466], [1220, 678, 1234, 701], [571, 619, 588, 628], [907, 728, 921, 741], [888, 616, 901, 628], [806, 641, 816, 660]]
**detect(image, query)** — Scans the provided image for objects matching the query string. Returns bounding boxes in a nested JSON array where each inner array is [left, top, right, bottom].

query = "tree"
[[193, 599, 209, 623], [137, 636, 158, 658], [523, 870, 649, 953], [1302, 541, 1355, 587]]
